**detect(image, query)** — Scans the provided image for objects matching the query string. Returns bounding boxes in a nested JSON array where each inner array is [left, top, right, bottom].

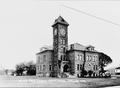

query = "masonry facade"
[[36, 16, 102, 78]]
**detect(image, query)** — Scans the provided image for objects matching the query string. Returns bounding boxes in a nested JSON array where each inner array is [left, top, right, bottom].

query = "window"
[[39, 65, 42, 71], [96, 65, 98, 70], [93, 56, 95, 61], [63, 47, 66, 53], [60, 39, 65, 45], [78, 55, 79, 60], [93, 65, 95, 70], [60, 55, 62, 60], [93, 65, 98, 70], [80, 65, 82, 70], [37, 66, 39, 70], [89, 56, 92, 61], [49, 65, 52, 71], [86, 55, 88, 61], [43, 65, 46, 71], [43, 55, 46, 62], [62, 39, 65, 44], [70, 44, 74, 50], [80, 55, 82, 60], [96, 56, 98, 59], [76, 55, 78, 60], [60, 55, 66, 61], [88, 55, 90, 61], [81, 55, 83, 60], [77, 64, 79, 70], [63, 55, 66, 61]]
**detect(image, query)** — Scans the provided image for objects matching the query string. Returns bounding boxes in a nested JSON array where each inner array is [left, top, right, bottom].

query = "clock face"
[[60, 28, 66, 36], [54, 28, 57, 35]]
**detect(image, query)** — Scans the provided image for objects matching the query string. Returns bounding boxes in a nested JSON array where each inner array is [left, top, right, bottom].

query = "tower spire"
[[52, 16, 69, 27]]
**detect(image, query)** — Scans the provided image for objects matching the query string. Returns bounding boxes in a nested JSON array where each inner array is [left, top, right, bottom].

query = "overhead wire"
[[61, 5, 120, 27]]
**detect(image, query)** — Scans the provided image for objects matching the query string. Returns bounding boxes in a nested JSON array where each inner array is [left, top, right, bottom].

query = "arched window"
[[60, 55, 66, 61], [63, 64, 69, 72]]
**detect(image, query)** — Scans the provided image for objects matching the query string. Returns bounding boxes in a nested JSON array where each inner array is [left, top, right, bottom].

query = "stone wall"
[[36, 50, 53, 77]]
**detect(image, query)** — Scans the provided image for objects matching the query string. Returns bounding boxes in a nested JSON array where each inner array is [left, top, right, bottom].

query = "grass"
[[0, 75, 120, 87]]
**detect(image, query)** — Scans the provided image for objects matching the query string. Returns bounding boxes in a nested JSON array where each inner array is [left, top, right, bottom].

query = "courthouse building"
[[36, 16, 101, 77]]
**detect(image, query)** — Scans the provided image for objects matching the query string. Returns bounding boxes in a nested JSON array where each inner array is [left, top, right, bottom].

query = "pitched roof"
[[52, 16, 69, 27], [69, 43, 87, 51], [36, 43, 98, 55], [36, 46, 53, 55], [69, 43, 98, 52]]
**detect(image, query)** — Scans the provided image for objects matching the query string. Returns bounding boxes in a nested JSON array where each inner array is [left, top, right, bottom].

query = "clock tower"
[[52, 16, 69, 77]]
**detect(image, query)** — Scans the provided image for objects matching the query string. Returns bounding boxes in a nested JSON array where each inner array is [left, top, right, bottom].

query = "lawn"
[[0, 76, 120, 87]]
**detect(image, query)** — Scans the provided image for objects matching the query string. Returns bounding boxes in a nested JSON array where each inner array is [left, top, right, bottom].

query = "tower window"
[[60, 55, 63, 60], [60, 39, 65, 45], [62, 39, 65, 44], [60, 55, 66, 61], [63, 55, 66, 61], [63, 47, 66, 53]]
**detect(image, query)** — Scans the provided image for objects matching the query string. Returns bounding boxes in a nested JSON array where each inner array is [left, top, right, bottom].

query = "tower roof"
[[52, 16, 69, 27]]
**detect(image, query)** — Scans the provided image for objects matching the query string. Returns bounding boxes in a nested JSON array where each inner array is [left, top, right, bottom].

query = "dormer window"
[[70, 44, 74, 50], [87, 45, 95, 51]]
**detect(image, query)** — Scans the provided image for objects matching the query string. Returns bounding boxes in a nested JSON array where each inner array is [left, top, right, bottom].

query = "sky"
[[0, 0, 120, 70]]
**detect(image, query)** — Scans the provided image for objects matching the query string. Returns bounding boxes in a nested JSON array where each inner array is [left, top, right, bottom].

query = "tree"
[[15, 61, 36, 76], [81, 69, 87, 77], [99, 52, 112, 76], [15, 63, 26, 76], [25, 61, 36, 75]]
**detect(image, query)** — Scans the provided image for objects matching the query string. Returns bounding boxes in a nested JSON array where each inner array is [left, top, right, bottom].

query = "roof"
[[36, 46, 53, 55], [36, 50, 53, 55], [86, 45, 95, 48], [52, 16, 69, 27], [69, 43, 87, 51], [68, 43, 98, 52], [36, 43, 98, 55]]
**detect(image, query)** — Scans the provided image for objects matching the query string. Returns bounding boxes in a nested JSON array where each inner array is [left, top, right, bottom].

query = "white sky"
[[0, 0, 120, 70]]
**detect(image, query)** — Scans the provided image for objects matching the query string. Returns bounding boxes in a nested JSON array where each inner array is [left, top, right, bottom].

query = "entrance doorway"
[[63, 64, 69, 72]]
